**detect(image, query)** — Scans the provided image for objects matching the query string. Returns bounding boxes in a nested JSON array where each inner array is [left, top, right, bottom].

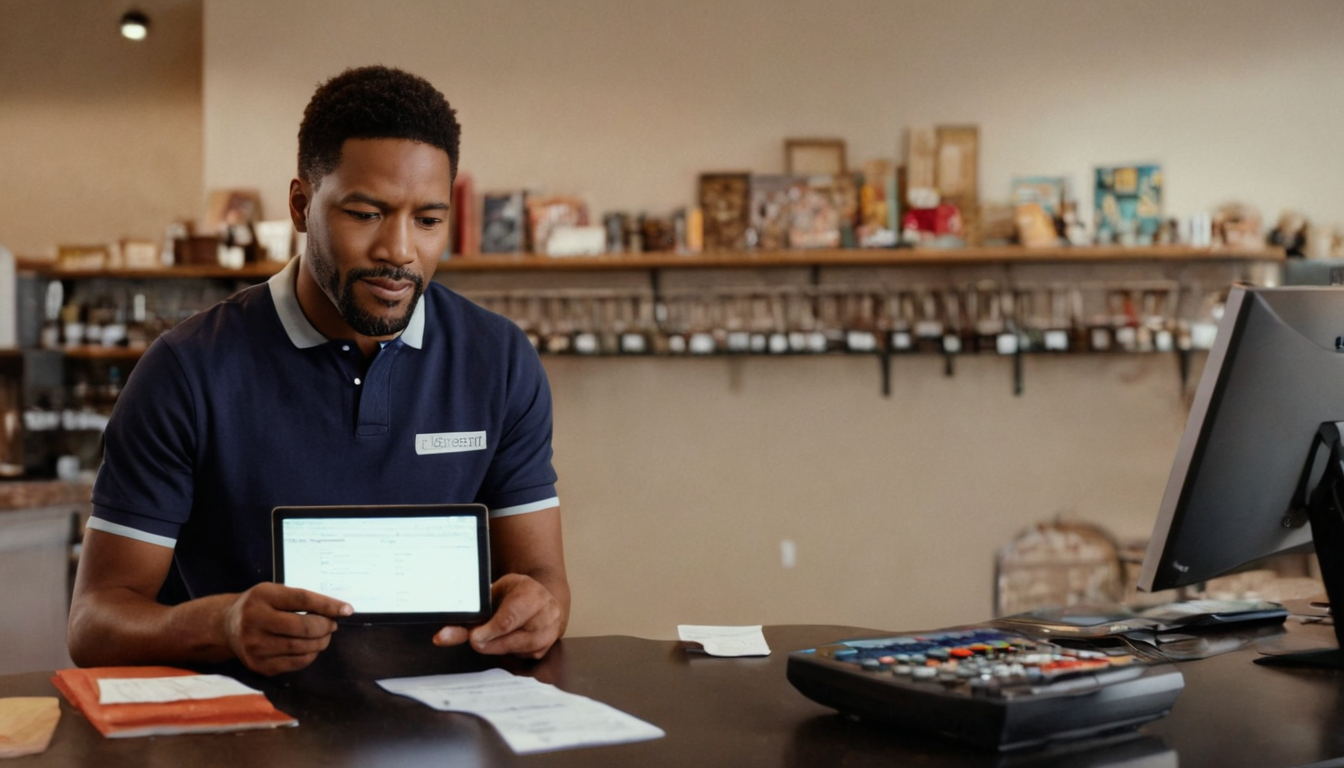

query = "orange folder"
[[52, 666, 296, 738]]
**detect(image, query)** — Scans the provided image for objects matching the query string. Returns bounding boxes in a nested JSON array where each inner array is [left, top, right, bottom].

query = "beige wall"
[[546, 353, 1196, 636], [0, 0, 203, 258], [204, 0, 1344, 231], [198, 0, 1338, 639]]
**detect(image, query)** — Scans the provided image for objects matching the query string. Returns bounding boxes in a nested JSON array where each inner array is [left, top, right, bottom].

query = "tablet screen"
[[272, 504, 491, 624]]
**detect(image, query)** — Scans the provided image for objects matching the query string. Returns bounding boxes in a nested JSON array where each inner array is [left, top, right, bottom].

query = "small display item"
[[750, 175, 804, 250], [272, 504, 491, 626], [480, 191, 526, 253], [1094, 164, 1162, 246], [788, 625, 1184, 751], [698, 173, 751, 252]]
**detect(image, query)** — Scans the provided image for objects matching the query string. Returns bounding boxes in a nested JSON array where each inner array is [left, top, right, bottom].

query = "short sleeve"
[[475, 330, 559, 517], [90, 337, 198, 545]]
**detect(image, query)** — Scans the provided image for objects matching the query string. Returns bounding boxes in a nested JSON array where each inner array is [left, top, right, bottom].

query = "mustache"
[[344, 267, 424, 289]]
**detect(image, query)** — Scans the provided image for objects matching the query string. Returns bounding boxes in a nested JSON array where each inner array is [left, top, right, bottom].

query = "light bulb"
[[120, 10, 149, 41]]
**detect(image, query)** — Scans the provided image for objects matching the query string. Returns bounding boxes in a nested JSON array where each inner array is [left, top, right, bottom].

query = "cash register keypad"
[[817, 628, 1134, 696]]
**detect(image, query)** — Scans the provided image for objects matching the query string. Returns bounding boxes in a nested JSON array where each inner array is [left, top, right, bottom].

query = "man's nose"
[[374, 214, 416, 266]]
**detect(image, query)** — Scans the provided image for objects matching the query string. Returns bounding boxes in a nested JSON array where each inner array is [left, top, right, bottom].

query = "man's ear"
[[288, 178, 311, 233]]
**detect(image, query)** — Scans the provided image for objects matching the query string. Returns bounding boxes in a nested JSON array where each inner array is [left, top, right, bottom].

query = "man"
[[68, 66, 569, 675]]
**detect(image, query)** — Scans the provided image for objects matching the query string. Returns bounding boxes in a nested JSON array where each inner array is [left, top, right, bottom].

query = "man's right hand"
[[222, 583, 353, 675]]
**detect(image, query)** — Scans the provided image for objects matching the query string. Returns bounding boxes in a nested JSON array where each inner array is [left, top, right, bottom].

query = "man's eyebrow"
[[338, 193, 449, 212], [339, 192, 389, 208]]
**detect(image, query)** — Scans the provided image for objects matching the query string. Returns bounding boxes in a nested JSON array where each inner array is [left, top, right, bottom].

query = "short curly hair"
[[297, 65, 460, 186]]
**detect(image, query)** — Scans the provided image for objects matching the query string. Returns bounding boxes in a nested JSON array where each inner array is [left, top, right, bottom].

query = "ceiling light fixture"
[[120, 10, 150, 41]]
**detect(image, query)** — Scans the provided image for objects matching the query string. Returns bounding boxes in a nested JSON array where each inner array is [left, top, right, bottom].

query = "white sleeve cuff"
[[86, 517, 177, 549], [489, 497, 560, 518]]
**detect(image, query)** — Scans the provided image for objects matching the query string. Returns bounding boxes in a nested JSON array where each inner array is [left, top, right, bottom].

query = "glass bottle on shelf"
[[994, 289, 1020, 356], [971, 283, 1004, 353], [767, 292, 790, 355], [747, 294, 771, 354], [1110, 289, 1140, 352], [913, 289, 944, 354], [663, 294, 689, 355], [40, 280, 63, 349], [572, 295, 600, 355], [815, 291, 846, 353], [1042, 285, 1073, 353], [724, 293, 751, 353], [843, 291, 878, 353], [941, 289, 964, 356], [1075, 285, 1112, 352], [544, 296, 573, 354], [688, 298, 716, 355], [886, 292, 915, 353], [623, 293, 655, 355]]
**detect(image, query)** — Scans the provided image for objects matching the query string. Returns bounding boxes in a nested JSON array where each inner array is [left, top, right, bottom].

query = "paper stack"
[[52, 667, 296, 738]]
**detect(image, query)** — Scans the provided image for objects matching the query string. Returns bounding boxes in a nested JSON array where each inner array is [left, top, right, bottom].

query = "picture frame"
[[785, 139, 847, 177], [1095, 164, 1163, 246], [698, 172, 751, 252]]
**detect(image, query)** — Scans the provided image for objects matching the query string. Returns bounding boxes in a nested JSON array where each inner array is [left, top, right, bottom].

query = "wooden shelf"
[[59, 346, 147, 360], [437, 245, 1285, 271], [19, 246, 1283, 280], [17, 261, 286, 280]]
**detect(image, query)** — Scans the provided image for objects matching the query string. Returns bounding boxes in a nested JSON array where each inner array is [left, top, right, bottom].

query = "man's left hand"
[[434, 573, 565, 659]]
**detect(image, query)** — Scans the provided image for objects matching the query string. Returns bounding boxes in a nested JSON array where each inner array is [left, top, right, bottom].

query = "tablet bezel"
[[271, 503, 491, 626]]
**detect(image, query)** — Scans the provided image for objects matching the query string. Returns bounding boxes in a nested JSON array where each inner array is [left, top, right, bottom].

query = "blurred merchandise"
[[900, 188, 964, 247], [452, 173, 479, 256], [0, 352, 21, 477], [698, 173, 751, 252], [856, 159, 898, 248], [1267, 210, 1308, 258], [545, 226, 606, 257], [121, 240, 160, 269], [1212, 202, 1263, 250], [55, 245, 110, 271], [1014, 202, 1060, 248], [640, 215, 676, 253], [750, 175, 803, 250], [527, 196, 589, 255], [253, 221, 294, 263], [1094, 165, 1162, 245], [480, 191, 526, 254]]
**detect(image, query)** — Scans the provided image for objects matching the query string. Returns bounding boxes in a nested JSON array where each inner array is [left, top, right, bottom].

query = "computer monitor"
[[1139, 284, 1344, 666]]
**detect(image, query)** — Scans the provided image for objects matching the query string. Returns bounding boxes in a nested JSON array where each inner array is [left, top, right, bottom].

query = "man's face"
[[296, 138, 452, 339]]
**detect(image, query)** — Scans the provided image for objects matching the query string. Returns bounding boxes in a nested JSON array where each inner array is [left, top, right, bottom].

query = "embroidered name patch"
[[416, 431, 488, 455]]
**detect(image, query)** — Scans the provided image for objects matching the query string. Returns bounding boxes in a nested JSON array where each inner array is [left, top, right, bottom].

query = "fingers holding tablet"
[[223, 582, 350, 675], [434, 574, 564, 659]]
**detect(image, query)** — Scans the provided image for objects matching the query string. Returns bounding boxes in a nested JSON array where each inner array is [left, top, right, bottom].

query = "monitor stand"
[[1256, 421, 1344, 668]]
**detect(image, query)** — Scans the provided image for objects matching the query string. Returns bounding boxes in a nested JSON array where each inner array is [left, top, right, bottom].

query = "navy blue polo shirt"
[[89, 257, 559, 598]]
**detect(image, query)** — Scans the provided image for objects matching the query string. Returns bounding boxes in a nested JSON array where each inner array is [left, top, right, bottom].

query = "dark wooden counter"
[[2, 621, 1342, 767]]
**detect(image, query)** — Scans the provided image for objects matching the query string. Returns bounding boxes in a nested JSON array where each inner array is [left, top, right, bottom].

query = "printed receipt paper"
[[377, 669, 663, 754], [97, 674, 261, 705], [678, 625, 771, 657]]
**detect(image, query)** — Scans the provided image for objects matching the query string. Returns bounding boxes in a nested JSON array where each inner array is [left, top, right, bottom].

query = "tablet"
[[272, 504, 491, 625]]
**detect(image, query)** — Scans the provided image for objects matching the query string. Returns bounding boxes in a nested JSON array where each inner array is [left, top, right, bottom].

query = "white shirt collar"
[[267, 256, 426, 349]]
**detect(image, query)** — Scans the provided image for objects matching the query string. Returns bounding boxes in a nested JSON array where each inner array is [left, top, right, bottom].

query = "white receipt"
[[377, 669, 664, 754], [97, 674, 262, 705], [677, 625, 772, 657]]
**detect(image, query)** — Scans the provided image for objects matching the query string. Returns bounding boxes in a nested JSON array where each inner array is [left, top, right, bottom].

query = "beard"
[[308, 247, 425, 338]]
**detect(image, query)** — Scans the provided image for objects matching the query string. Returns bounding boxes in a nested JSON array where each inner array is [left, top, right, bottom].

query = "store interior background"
[[3, 0, 1343, 639]]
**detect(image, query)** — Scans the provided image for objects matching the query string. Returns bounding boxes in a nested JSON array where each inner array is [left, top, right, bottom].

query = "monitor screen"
[[1140, 285, 1344, 592]]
